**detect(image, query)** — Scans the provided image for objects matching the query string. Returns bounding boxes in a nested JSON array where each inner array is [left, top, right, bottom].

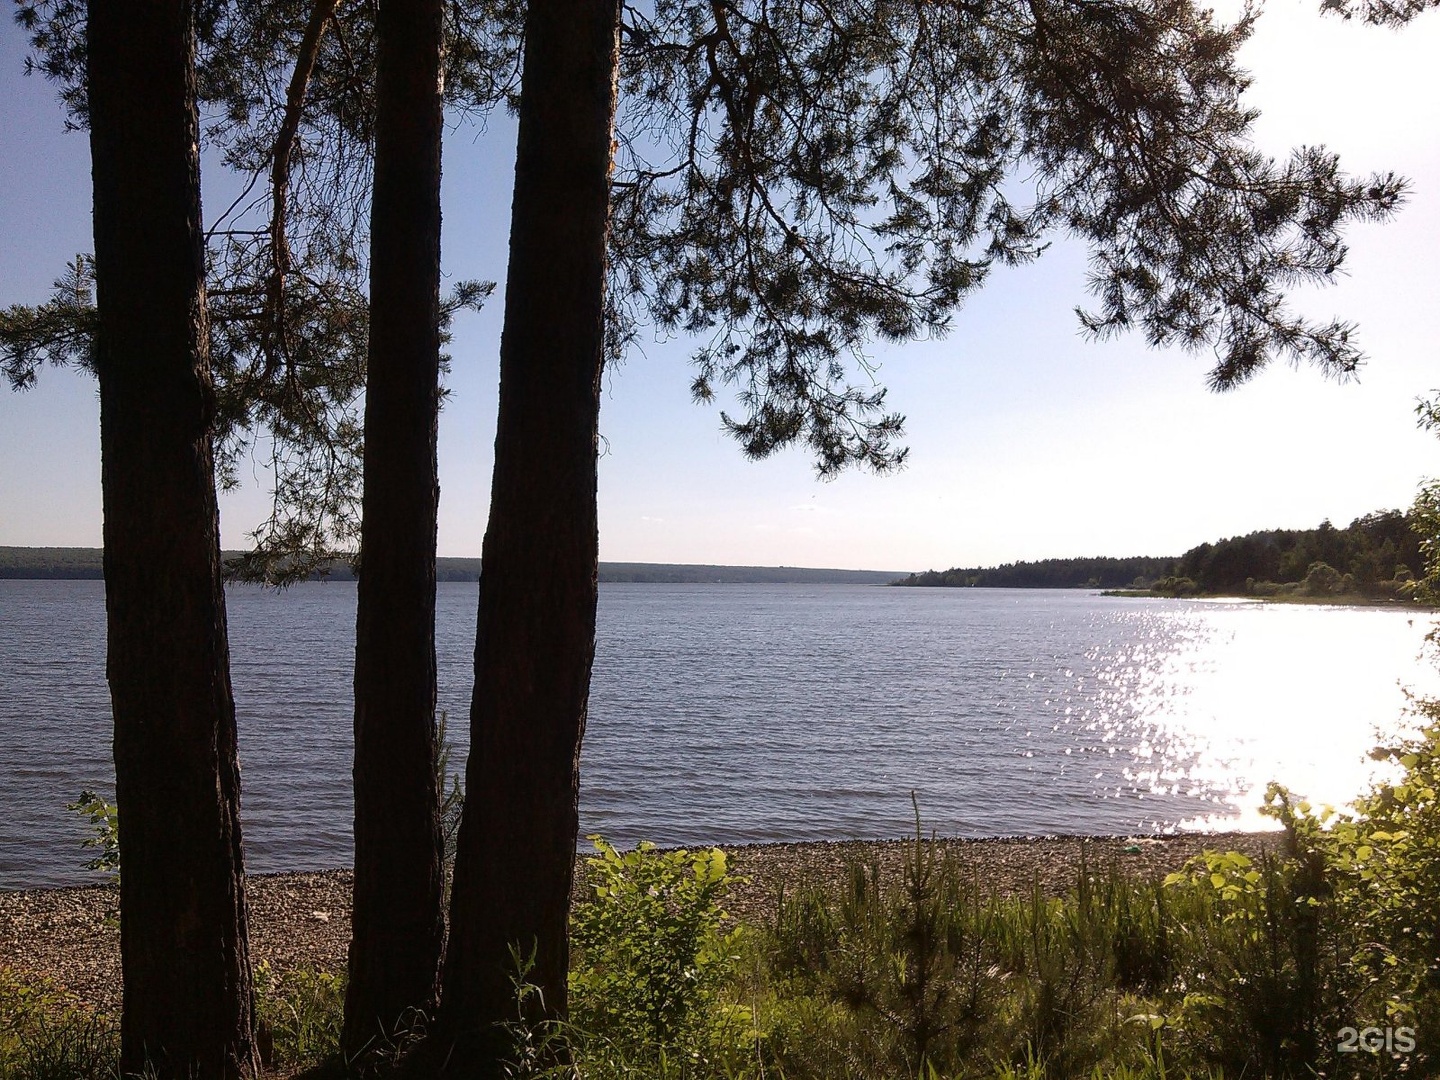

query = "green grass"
[[253, 962, 345, 1070], [0, 969, 118, 1080], [0, 963, 349, 1080]]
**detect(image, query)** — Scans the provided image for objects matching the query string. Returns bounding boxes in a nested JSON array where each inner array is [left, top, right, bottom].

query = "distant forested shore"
[[7, 509, 1426, 598], [894, 555, 1176, 590], [0, 547, 899, 586], [894, 508, 1426, 601]]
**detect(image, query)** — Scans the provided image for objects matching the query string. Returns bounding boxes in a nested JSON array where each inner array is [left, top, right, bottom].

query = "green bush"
[[567, 837, 749, 1074], [1250, 711, 1440, 1075], [1300, 561, 1345, 597], [65, 794, 118, 880], [1157, 844, 1354, 1078], [1150, 577, 1198, 597]]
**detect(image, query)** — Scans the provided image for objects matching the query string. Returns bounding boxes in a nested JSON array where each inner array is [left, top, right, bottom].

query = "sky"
[[1, 3, 1438, 574]]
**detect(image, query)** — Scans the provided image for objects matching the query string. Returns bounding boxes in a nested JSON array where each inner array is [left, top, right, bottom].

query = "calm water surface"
[[0, 580, 1433, 887]]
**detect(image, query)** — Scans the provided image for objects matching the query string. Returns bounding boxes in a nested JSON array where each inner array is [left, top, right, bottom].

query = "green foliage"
[[64, 793, 117, 880], [1175, 511, 1423, 597], [1402, 393, 1440, 602], [613, 0, 1404, 477], [540, 785, 1440, 1079], [568, 837, 749, 1071], [1346, 718, 1440, 980], [0, 258, 96, 392], [897, 557, 1178, 590], [1410, 492, 1440, 602], [0, 970, 118, 1080], [759, 846, 1244, 1079], [14, 0, 1413, 505], [1157, 843, 1347, 1077], [1409, 495, 1440, 605], [895, 510, 1428, 598], [1299, 560, 1347, 596], [1252, 711, 1440, 1075], [1150, 576, 1199, 598], [252, 962, 345, 1070], [1319, 0, 1438, 28], [1136, 711, 1440, 1078]]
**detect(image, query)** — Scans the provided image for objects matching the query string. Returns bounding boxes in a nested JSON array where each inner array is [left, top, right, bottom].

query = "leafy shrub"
[[1158, 843, 1351, 1078], [568, 837, 748, 1072], [1150, 576, 1198, 597], [1145, 705, 1440, 1079], [65, 794, 118, 880], [1249, 709, 1440, 1075], [1300, 561, 1345, 597], [1245, 578, 1282, 597]]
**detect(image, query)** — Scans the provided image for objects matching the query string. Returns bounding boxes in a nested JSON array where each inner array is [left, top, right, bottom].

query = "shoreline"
[[1100, 588, 1431, 609], [1, 830, 1279, 1012]]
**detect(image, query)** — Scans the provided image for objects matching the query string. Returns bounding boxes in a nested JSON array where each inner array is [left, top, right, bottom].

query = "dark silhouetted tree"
[[85, 0, 257, 1075], [345, 0, 455, 1052], [439, 0, 621, 1061]]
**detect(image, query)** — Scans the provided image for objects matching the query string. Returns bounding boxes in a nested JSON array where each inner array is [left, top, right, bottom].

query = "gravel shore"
[[0, 831, 1278, 1012]]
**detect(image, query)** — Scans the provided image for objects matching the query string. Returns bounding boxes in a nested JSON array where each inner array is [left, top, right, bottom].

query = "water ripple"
[[0, 580, 1433, 886]]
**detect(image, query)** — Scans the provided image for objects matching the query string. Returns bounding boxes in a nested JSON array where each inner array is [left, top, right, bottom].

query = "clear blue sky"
[[2, 4, 1437, 573]]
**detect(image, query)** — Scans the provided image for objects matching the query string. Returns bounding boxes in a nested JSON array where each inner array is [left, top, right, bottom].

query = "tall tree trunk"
[[439, 0, 621, 1065], [344, 0, 448, 1053], [86, 2, 257, 1077]]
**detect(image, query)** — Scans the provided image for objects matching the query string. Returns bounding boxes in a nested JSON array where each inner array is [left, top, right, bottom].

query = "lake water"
[[0, 580, 1434, 888]]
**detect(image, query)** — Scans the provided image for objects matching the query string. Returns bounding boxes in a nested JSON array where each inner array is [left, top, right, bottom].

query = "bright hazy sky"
[[1, 4, 1437, 573]]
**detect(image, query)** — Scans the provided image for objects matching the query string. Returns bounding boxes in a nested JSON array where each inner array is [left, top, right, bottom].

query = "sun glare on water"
[[1113, 603, 1437, 832]]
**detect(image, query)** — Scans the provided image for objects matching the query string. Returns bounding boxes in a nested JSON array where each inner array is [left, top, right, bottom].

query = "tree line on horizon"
[[1169, 508, 1422, 597], [896, 554, 1176, 589], [0, 547, 897, 584], [896, 508, 1425, 596]]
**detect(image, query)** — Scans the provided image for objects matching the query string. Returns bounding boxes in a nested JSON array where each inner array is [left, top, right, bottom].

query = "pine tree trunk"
[[439, 0, 621, 1064], [86, 3, 257, 1077], [344, 0, 448, 1053]]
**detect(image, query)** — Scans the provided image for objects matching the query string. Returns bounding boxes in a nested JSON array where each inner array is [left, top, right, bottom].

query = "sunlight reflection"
[[1106, 603, 1438, 831]]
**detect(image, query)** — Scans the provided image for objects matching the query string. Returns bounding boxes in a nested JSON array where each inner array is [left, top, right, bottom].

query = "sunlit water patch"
[[0, 581, 1433, 886]]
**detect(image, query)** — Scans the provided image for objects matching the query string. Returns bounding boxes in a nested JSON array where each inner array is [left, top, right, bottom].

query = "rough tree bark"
[[86, 2, 257, 1077], [344, 0, 449, 1053], [439, 0, 621, 1064]]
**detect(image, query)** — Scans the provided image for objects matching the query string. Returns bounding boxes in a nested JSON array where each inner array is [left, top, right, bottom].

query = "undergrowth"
[[0, 969, 116, 1080], [0, 962, 347, 1080]]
